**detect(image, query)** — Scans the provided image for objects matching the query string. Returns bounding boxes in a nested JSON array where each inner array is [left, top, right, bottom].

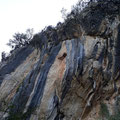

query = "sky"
[[0, 0, 79, 60]]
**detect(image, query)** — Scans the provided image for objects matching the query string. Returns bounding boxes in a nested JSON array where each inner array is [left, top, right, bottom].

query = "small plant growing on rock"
[[109, 114, 120, 120], [99, 102, 110, 119], [99, 101, 120, 120]]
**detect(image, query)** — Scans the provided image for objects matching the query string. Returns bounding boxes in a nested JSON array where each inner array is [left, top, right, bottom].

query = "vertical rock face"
[[1, 1, 120, 120]]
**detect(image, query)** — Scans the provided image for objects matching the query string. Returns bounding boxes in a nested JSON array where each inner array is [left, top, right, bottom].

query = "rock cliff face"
[[1, 1, 120, 120]]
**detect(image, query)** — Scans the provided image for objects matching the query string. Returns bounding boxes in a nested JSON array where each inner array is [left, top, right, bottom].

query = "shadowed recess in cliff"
[[10, 61, 41, 114], [7, 43, 61, 119], [7, 46, 48, 118], [0, 46, 33, 85], [26, 43, 61, 118], [61, 39, 84, 102], [113, 24, 120, 77]]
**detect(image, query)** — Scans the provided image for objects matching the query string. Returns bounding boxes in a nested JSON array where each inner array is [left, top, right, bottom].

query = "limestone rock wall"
[[1, 1, 120, 120]]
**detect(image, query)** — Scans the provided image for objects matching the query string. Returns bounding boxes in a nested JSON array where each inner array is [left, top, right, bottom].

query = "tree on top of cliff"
[[59, 0, 120, 37], [65, 0, 120, 23], [7, 28, 33, 49], [29, 0, 120, 49], [30, 25, 59, 49], [1, 51, 6, 62]]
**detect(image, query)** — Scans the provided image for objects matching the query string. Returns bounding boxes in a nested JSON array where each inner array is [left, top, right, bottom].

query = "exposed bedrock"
[[1, 1, 120, 120]]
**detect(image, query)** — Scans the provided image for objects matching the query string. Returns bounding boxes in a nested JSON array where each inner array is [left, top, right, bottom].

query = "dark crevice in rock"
[[26, 43, 61, 119], [61, 39, 84, 103], [113, 24, 120, 77]]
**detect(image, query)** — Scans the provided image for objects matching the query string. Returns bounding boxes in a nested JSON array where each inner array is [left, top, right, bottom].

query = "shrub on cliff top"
[[7, 29, 33, 49]]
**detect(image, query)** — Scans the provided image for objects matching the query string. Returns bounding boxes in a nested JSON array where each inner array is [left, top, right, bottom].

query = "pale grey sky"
[[0, 0, 79, 60]]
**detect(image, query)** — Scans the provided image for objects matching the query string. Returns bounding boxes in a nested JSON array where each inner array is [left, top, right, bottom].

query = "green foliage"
[[99, 103, 110, 119], [61, 8, 67, 20], [109, 114, 120, 120], [8, 110, 34, 120], [8, 112, 23, 120], [109, 97, 120, 120], [30, 25, 58, 50], [1, 51, 7, 62], [30, 33, 41, 48], [7, 28, 33, 49], [7, 104, 36, 120], [99, 102, 120, 120]]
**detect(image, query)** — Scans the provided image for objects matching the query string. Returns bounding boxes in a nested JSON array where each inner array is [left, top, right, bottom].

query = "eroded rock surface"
[[1, 1, 120, 120]]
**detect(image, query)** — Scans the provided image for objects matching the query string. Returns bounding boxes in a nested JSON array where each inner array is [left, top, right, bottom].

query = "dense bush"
[[1, 51, 7, 62], [7, 29, 33, 49], [99, 102, 120, 120], [30, 25, 59, 49], [99, 103, 110, 119]]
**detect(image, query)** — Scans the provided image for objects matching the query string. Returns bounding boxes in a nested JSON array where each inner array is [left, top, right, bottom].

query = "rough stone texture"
[[1, 1, 120, 120]]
